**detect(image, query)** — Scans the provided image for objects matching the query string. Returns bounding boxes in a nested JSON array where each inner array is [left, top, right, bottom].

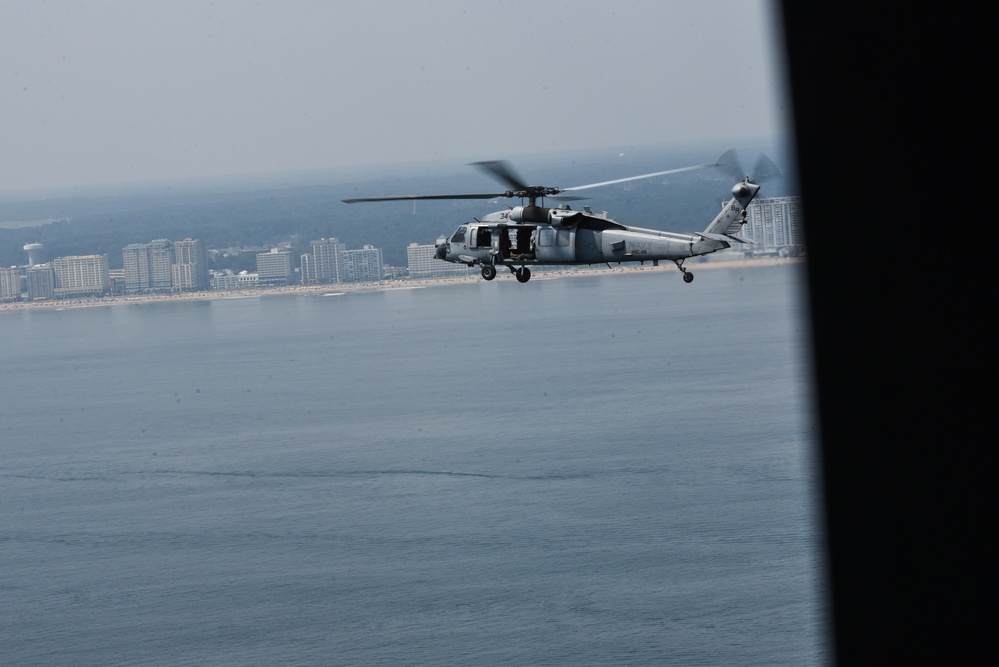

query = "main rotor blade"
[[470, 160, 530, 192], [562, 163, 716, 192], [342, 158, 723, 204], [342, 192, 507, 204]]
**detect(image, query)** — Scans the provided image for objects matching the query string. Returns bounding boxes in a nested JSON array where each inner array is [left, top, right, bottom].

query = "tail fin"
[[699, 179, 761, 243]]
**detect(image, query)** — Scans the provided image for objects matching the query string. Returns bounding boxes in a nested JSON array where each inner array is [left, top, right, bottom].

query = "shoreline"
[[1, 256, 802, 314]]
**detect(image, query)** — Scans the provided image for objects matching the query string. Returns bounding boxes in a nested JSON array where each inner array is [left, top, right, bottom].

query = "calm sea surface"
[[1, 264, 829, 665]]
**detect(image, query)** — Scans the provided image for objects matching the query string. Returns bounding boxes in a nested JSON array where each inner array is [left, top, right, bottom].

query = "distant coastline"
[[0, 256, 802, 314]]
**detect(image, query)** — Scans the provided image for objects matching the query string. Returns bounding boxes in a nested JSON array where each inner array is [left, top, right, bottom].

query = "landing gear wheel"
[[674, 259, 693, 284], [515, 267, 532, 283], [481, 264, 497, 281]]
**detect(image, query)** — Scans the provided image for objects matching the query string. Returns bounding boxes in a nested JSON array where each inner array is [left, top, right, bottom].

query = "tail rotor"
[[716, 149, 781, 183]]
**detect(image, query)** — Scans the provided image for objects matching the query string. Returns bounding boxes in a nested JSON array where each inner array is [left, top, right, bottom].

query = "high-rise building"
[[122, 244, 149, 292], [256, 249, 293, 285], [0, 266, 21, 301], [302, 237, 344, 284], [342, 245, 384, 283], [26, 265, 55, 300], [147, 239, 174, 290], [52, 254, 110, 297], [122, 239, 173, 292], [741, 196, 804, 252], [172, 237, 209, 291]]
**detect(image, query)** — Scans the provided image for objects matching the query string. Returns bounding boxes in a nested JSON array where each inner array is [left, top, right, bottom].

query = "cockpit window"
[[450, 226, 467, 243]]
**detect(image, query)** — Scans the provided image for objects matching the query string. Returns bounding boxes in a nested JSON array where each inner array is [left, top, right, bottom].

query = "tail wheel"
[[674, 259, 693, 284]]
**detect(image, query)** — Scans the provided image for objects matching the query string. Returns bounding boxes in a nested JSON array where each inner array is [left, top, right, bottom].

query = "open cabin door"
[[486, 224, 538, 261], [468, 226, 492, 251]]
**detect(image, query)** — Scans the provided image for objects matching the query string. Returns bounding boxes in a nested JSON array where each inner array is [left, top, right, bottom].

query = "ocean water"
[[1, 264, 829, 665]]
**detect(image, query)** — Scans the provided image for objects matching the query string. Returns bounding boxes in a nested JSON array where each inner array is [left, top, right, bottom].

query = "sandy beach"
[[1, 256, 802, 314]]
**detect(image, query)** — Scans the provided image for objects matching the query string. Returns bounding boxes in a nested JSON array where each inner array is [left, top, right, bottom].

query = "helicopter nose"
[[435, 239, 448, 260]]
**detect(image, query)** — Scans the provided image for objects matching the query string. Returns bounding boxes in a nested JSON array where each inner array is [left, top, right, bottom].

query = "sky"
[[1, 0, 790, 195]]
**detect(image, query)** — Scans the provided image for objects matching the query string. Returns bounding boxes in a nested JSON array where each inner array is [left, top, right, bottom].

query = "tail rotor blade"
[[716, 149, 781, 183], [751, 154, 781, 183], [715, 149, 747, 182]]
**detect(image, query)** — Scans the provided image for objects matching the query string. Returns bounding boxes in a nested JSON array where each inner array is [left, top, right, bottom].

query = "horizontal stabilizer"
[[698, 232, 752, 245]]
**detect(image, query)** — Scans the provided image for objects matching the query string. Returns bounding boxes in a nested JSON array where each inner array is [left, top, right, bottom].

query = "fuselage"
[[435, 205, 730, 268]]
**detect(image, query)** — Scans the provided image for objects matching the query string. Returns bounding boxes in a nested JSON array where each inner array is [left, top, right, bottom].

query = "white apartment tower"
[[302, 237, 344, 284], [0, 266, 20, 300], [26, 265, 55, 300], [172, 237, 209, 291], [341, 245, 384, 283], [741, 196, 805, 252], [122, 239, 173, 292], [52, 254, 110, 297]]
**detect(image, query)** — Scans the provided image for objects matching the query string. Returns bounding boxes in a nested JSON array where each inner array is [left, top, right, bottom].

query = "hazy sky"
[[1, 1, 790, 194]]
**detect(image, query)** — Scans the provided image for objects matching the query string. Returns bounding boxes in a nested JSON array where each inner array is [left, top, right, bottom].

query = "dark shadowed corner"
[[779, 2, 989, 664]]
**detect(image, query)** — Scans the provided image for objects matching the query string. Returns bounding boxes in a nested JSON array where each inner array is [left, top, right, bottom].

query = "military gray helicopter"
[[343, 151, 778, 283]]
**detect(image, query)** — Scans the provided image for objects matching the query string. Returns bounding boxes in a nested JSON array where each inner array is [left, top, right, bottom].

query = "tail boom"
[[701, 179, 761, 238]]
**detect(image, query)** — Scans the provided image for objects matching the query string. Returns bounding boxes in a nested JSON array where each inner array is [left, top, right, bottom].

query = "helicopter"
[[343, 151, 779, 284]]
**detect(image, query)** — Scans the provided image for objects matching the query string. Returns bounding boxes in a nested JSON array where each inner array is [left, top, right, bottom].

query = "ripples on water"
[[1, 265, 829, 665]]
